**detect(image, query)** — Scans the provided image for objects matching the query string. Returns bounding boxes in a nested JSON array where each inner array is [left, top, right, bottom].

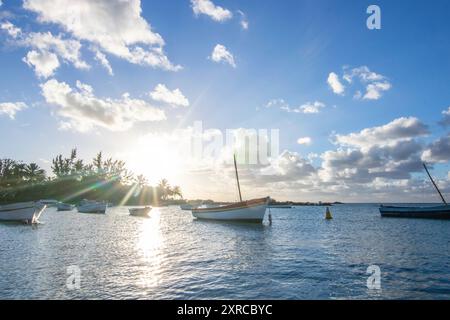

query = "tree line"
[[0, 149, 182, 205]]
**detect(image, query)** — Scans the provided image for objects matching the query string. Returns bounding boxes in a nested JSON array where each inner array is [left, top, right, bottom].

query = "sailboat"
[[379, 163, 450, 219], [191, 155, 270, 223]]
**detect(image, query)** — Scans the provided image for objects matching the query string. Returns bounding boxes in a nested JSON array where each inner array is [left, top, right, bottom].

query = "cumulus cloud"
[[0, 102, 27, 119], [327, 72, 345, 95], [297, 137, 312, 145], [266, 99, 326, 114], [23, 50, 60, 78], [422, 134, 450, 163], [2, 25, 89, 78], [40, 79, 166, 132], [0, 21, 22, 38], [150, 84, 189, 107], [210, 44, 236, 68], [329, 66, 392, 100], [23, 0, 181, 71], [335, 117, 429, 148], [191, 0, 233, 22]]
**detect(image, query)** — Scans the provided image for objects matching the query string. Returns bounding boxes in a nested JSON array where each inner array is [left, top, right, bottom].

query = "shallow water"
[[0, 204, 449, 299]]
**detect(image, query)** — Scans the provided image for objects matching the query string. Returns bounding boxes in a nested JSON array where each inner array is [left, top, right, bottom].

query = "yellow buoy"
[[325, 207, 333, 220]]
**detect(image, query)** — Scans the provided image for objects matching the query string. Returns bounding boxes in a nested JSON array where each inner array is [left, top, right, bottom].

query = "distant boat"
[[380, 163, 450, 220], [191, 154, 269, 223], [129, 206, 152, 217], [268, 204, 292, 209], [0, 202, 47, 224], [77, 200, 107, 214], [180, 204, 193, 210], [57, 202, 74, 211]]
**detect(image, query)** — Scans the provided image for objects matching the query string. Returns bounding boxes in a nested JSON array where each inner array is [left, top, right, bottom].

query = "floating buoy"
[[325, 207, 333, 220]]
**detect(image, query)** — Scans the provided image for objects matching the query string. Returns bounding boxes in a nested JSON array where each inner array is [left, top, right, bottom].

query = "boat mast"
[[234, 154, 243, 202], [423, 162, 447, 205]]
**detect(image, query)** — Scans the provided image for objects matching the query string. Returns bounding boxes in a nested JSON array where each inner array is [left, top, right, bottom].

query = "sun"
[[122, 134, 185, 185]]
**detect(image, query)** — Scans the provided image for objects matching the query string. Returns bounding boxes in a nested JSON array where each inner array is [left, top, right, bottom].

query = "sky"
[[1, 0, 450, 202]]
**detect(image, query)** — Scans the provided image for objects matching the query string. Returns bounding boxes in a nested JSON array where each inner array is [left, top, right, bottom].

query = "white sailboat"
[[192, 155, 269, 223], [0, 202, 47, 224]]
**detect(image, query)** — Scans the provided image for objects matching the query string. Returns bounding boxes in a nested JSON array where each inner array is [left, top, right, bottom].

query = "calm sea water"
[[0, 204, 449, 300]]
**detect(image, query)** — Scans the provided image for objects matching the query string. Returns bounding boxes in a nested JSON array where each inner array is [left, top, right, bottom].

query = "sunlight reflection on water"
[[0, 204, 449, 299]]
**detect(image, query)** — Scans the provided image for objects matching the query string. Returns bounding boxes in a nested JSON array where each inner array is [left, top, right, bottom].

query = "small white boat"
[[129, 206, 152, 217], [0, 202, 47, 224], [191, 155, 270, 223], [192, 197, 269, 222], [180, 204, 193, 210], [77, 200, 107, 214], [57, 202, 75, 211]]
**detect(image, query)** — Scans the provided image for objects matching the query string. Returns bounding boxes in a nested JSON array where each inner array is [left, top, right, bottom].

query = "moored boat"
[[0, 202, 47, 224], [380, 163, 450, 220], [57, 202, 75, 211], [380, 205, 450, 219], [129, 206, 152, 217], [191, 154, 269, 223], [77, 200, 107, 214], [192, 197, 269, 222]]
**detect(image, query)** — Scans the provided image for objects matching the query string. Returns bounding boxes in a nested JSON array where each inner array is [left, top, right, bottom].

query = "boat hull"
[[57, 203, 74, 211], [0, 202, 46, 223], [192, 198, 269, 223], [77, 203, 107, 214], [380, 205, 450, 219]]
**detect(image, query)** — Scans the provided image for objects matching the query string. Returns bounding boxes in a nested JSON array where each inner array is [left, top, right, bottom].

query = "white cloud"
[[266, 99, 326, 114], [150, 84, 189, 108], [422, 134, 450, 163], [297, 137, 312, 145], [210, 44, 236, 68], [92, 48, 113, 76], [363, 81, 392, 100], [439, 106, 450, 127], [237, 10, 249, 30], [191, 0, 233, 22], [40, 79, 166, 132], [330, 66, 392, 100], [327, 72, 345, 95], [335, 117, 429, 149], [23, 0, 181, 71], [0, 21, 22, 38], [0, 102, 27, 119], [23, 50, 60, 78]]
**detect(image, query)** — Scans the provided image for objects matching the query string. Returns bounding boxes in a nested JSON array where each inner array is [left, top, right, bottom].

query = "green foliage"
[[0, 149, 182, 206]]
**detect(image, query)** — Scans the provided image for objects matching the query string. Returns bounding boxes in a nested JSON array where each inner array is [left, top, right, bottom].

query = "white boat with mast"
[[191, 154, 269, 223], [0, 202, 47, 224], [380, 163, 450, 219]]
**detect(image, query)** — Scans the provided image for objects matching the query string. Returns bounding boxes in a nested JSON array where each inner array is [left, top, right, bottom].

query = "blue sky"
[[1, 0, 450, 202]]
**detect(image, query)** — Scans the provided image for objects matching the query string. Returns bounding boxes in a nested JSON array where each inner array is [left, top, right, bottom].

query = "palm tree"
[[157, 179, 170, 201], [172, 186, 183, 199], [24, 163, 46, 183]]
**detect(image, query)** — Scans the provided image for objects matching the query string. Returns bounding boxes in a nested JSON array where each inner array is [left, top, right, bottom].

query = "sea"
[[0, 204, 449, 300]]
